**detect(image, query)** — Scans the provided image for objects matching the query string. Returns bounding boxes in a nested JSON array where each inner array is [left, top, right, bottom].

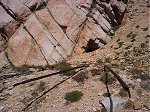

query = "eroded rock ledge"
[[0, 0, 128, 67]]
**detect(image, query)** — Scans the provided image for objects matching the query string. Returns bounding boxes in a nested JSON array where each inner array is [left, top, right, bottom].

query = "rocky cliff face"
[[0, 0, 128, 67]]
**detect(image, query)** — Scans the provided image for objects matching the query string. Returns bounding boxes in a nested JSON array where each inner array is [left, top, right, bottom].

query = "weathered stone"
[[0, 106, 5, 112], [0, 52, 8, 68], [101, 97, 128, 112], [129, 98, 142, 110], [1, 0, 128, 67]]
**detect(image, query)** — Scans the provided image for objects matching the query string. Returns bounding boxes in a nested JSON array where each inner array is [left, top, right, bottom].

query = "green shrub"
[[38, 81, 46, 92], [112, 25, 120, 32], [101, 108, 107, 112], [65, 90, 83, 103], [118, 42, 124, 48], [95, 59, 103, 67], [104, 57, 111, 63], [116, 39, 120, 42], [73, 70, 88, 83], [131, 34, 137, 42], [100, 73, 116, 85], [14, 64, 29, 73], [140, 43, 147, 48], [31, 90, 38, 98], [125, 45, 132, 50], [53, 61, 75, 76], [91, 68, 102, 76], [103, 92, 111, 97]]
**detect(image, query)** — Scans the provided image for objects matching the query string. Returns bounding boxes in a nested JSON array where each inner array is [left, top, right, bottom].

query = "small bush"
[[112, 25, 120, 32], [101, 108, 107, 112], [65, 90, 83, 103], [53, 61, 76, 76], [104, 57, 111, 63], [95, 59, 103, 67], [100, 73, 116, 85], [103, 92, 111, 97], [127, 32, 132, 37], [91, 68, 102, 76], [14, 64, 30, 73], [116, 39, 120, 42], [131, 34, 137, 42], [31, 90, 38, 98], [125, 45, 132, 50], [140, 43, 147, 48], [73, 70, 88, 83], [38, 81, 46, 92], [118, 42, 124, 48]]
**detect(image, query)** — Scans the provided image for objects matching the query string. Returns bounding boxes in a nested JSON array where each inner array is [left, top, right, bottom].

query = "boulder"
[[101, 97, 128, 112], [1, 0, 128, 67]]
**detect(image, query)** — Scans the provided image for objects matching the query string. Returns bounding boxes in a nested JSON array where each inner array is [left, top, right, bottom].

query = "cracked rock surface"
[[0, 0, 127, 67]]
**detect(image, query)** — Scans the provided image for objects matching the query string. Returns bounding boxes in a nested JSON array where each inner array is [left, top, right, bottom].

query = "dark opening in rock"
[[83, 38, 107, 53], [83, 39, 99, 53], [60, 25, 67, 34]]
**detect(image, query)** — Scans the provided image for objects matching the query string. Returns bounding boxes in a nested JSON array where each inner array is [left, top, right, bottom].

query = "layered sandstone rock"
[[0, 0, 128, 67]]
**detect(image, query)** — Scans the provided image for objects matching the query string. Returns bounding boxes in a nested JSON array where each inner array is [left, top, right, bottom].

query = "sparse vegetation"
[[116, 39, 120, 42], [112, 25, 120, 32], [104, 57, 111, 63], [73, 70, 88, 83], [95, 59, 103, 67], [65, 90, 83, 103], [131, 34, 137, 42], [91, 68, 102, 76], [101, 108, 107, 112], [127, 32, 133, 37], [130, 68, 149, 81], [133, 47, 145, 56], [125, 45, 132, 50], [31, 90, 38, 98], [53, 60, 76, 76], [14, 64, 30, 73], [100, 73, 116, 85], [38, 81, 46, 92], [118, 42, 124, 48], [127, 32, 137, 42], [103, 92, 111, 97], [125, 58, 133, 64], [140, 43, 147, 48]]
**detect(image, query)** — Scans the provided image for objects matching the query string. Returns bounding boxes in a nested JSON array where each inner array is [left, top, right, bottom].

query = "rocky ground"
[[0, 0, 150, 112]]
